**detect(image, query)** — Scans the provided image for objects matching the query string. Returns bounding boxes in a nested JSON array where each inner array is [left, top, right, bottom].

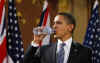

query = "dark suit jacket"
[[23, 41, 92, 63]]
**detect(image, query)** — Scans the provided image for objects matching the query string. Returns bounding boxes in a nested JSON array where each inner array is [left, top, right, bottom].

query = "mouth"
[[53, 29, 56, 34]]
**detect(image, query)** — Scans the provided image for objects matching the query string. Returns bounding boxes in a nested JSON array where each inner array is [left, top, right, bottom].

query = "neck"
[[59, 33, 72, 42]]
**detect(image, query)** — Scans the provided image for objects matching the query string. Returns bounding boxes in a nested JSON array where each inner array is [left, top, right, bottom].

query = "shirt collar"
[[57, 37, 72, 46]]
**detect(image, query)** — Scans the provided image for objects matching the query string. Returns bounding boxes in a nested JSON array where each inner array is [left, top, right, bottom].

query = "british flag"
[[38, 0, 51, 46]]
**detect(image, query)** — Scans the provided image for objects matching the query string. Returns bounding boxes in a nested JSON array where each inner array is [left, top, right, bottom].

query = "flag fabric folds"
[[0, 0, 7, 63], [38, 0, 51, 46], [7, 0, 24, 63], [83, 0, 100, 63]]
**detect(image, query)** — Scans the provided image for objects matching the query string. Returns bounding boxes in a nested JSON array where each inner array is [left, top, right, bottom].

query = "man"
[[23, 12, 92, 63]]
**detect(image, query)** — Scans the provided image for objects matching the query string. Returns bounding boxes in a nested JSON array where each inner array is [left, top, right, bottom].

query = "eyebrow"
[[54, 21, 63, 24]]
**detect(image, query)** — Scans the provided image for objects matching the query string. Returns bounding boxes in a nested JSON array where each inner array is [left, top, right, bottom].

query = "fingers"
[[34, 33, 46, 44], [33, 26, 44, 35], [33, 26, 47, 44], [39, 34, 47, 40], [34, 34, 46, 41]]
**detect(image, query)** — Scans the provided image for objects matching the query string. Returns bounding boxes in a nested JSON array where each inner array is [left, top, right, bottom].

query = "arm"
[[23, 27, 46, 63], [82, 47, 92, 63], [87, 48, 92, 63], [23, 45, 40, 63]]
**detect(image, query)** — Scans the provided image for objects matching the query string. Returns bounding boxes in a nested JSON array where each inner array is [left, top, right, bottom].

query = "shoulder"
[[72, 41, 92, 62], [72, 41, 92, 53], [39, 42, 57, 53], [40, 42, 56, 49]]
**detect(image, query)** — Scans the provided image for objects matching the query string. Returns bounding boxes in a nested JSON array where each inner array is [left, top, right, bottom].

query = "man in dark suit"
[[23, 12, 92, 63]]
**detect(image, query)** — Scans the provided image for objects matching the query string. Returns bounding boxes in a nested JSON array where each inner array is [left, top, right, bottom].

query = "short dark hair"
[[57, 12, 76, 32]]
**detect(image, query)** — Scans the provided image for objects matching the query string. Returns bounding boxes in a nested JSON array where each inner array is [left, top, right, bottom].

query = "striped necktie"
[[57, 43, 66, 63]]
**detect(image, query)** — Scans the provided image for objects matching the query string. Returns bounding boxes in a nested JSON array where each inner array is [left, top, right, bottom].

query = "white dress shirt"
[[57, 37, 72, 63]]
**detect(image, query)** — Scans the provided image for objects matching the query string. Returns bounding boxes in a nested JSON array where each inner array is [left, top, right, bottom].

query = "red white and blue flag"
[[0, 0, 7, 63], [7, 0, 24, 63], [83, 0, 100, 63]]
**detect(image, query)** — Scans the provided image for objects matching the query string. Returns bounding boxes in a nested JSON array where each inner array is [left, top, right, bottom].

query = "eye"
[[56, 21, 62, 24]]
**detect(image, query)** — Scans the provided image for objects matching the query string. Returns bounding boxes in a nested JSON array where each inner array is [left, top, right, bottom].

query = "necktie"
[[57, 43, 66, 63]]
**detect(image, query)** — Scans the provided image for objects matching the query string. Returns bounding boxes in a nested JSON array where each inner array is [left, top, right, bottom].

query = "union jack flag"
[[38, 0, 51, 46], [0, 0, 7, 63]]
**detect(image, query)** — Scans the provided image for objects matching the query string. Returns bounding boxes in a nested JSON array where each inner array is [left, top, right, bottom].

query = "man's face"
[[53, 15, 73, 38]]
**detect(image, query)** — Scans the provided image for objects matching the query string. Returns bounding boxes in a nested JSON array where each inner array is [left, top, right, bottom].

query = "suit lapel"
[[49, 41, 80, 63], [67, 42, 79, 63]]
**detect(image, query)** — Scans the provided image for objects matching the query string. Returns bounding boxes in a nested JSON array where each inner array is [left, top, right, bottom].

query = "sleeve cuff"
[[31, 40, 39, 47]]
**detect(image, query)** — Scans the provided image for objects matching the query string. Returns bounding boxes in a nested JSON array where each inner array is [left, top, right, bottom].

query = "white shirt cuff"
[[31, 40, 39, 47]]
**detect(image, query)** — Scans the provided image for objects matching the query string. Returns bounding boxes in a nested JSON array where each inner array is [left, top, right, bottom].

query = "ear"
[[68, 24, 74, 32]]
